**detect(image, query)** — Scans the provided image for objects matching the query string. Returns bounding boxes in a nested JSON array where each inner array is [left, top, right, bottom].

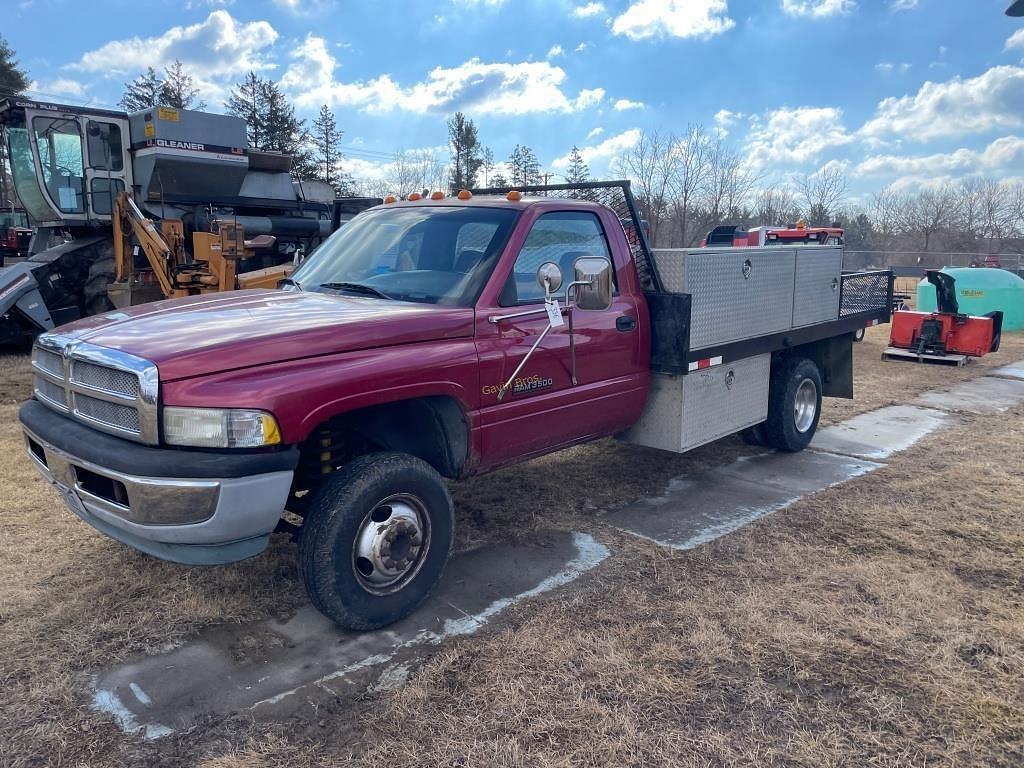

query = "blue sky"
[[7, 0, 1024, 201]]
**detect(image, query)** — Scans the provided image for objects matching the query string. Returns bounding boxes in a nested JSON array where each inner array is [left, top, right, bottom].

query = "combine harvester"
[[0, 98, 377, 344]]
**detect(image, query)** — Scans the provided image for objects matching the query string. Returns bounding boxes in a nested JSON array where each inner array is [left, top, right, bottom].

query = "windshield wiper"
[[318, 281, 392, 300], [278, 276, 302, 291]]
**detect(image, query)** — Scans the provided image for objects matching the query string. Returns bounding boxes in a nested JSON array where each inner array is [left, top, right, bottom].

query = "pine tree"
[[119, 67, 164, 111], [447, 111, 483, 191], [521, 146, 541, 185], [490, 172, 509, 188], [0, 36, 29, 210], [159, 60, 205, 111], [564, 146, 590, 185], [0, 36, 29, 98], [226, 72, 266, 149], [311, 104, 344, 188], [507, 144, 526, 186]]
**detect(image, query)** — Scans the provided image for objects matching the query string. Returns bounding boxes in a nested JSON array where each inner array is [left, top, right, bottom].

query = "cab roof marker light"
[[507, 190, 522, 201], [407, 192, 422, 201], [384, 195, 396, 204], [430, 191, 445, 200], [457, 189, 472, 200]]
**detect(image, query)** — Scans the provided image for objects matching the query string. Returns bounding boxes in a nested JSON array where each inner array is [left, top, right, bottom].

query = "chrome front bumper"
[[23, 426, 294, 565]]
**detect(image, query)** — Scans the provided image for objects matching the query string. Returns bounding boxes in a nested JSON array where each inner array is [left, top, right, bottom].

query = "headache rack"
[[470, 180, 665, 294], [471, 180, 893, 375]]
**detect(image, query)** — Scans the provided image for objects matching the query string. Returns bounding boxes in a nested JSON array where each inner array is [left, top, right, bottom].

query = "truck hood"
[[58, 289, 477, 381]]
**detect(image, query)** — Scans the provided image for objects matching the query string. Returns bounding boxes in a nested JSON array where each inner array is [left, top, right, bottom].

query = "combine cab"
[[0, 98, 377, 344]]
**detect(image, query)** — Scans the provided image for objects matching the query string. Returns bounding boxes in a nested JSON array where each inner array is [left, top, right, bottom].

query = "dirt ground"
[[0, 328, 1022, 767]]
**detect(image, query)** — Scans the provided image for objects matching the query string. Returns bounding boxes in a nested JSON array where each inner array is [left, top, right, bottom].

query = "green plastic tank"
[[917, 267, 1024, 330]]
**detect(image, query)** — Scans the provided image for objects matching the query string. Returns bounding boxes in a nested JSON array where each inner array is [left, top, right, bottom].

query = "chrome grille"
[[71, 360, 140, 398], [34, 375, 68, 410], [32, 346, 64, 377], [73, 393, 142, 433], [30, 335, 159, 444]]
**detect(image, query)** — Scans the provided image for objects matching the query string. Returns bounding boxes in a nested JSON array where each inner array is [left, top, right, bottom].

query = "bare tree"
[[754, 184, 800, 226], [667, 124, 711, 246], [613, 129, 677, 246], [798, 165, 848, 224]]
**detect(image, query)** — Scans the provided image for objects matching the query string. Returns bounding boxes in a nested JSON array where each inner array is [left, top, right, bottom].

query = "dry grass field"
[[0, 326, 1021, 767]]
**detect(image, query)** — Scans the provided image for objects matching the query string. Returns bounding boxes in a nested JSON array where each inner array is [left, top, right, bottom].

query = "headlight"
[[163, 407, 282, 448]]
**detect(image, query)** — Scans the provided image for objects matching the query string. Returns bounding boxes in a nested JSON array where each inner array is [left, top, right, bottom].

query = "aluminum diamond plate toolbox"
[[621, 354, 770, 453], [652, 248, 797, 350], [792, 247, 842, 327]]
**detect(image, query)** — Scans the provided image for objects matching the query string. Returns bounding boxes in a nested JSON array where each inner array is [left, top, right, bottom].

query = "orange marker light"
[[384, 195, 396, 204], [407, 192, 422, 201], [507, 190, 522, 201], [431, 191, 445, 200], [457, 189, 472, 200]]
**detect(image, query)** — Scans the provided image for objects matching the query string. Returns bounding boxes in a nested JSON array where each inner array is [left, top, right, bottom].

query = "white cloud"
[[713, 108, 744, 136], [283, 37, 605, 115], [890, 0, 917, 9], [855, 136, 1024, 178], [875, 61, 911, 74], [551, 128, 641, 171], [860, 65, 1024, 141], [780, 0, 855, 18], [612, 0, 734, 41], [29, 77, 87, 98], [547, 44, 564, 58], [72, 10, 277, 80], [573, 2, 605, 17], [745, 106, 854, 168], [586, 126, 604, 139], [1006, 29, 1024, 52], [613, 98, 645, 111], [575, 42, 588, 52]]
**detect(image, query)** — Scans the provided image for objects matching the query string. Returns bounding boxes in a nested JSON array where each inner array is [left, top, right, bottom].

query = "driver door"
[[474, 209, 646, 469], [83, 117, 132, 220]]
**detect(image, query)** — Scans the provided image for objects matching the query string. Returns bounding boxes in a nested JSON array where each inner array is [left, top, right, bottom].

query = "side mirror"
[[536, 261, 563, 297], [572, 256, 613, 311]]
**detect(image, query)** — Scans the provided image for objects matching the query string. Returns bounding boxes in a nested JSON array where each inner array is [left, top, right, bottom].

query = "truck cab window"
[[501, 211, 613, 305], [32, 117, 85, 214]]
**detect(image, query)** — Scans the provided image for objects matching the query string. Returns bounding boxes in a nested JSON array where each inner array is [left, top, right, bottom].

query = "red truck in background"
[[702, 222, 845, 248], [1, 208, 32, 264], [20, 182, 893, 630]]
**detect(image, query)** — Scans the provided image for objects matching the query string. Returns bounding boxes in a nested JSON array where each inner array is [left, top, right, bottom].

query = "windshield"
[[4, 116, 57, 224], [291, 205, 519, 306]]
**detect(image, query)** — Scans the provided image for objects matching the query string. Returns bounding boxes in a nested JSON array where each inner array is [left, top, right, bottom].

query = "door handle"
[[616, 315, 637, 332]]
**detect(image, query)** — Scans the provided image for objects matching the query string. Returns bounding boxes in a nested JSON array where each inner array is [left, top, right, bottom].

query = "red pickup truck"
[[20, 182, 893, 630]]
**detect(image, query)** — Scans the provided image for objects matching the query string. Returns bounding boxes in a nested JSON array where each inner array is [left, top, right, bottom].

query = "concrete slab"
[[914, 376, 1024, 414], [811, 405, 951, 460], [607, 450, 881, 551], [93, 531, 608, 738], [992, 360, 1024, 381]]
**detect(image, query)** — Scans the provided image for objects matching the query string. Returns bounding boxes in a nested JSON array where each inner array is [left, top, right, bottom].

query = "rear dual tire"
[[740, 356, 822, 453]]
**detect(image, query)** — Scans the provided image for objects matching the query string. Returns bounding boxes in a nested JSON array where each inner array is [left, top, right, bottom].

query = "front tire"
[[299, 452, 454, 630], [765, 357, 822, 453]]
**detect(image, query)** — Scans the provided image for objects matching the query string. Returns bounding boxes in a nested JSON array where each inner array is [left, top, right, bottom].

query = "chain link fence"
[[845, 250, 1024, 276]]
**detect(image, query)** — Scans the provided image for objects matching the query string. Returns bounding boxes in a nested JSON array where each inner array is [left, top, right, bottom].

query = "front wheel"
[[298, 452, 454, 630], [765, 357, 822, 453]]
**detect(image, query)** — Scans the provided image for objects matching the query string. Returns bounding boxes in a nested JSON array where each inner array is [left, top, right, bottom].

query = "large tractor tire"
[[83, 251, 116, 316]]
